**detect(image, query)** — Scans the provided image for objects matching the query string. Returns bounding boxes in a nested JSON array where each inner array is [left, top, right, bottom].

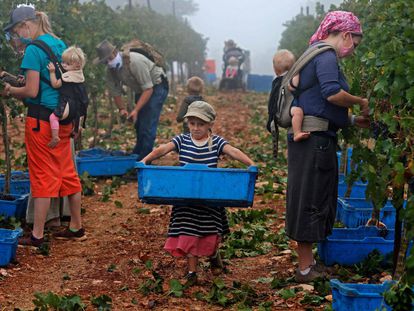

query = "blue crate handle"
[[0, 228, 23, 242], [331, 279, 360, 296]]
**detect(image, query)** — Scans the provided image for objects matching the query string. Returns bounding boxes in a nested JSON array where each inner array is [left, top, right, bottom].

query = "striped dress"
[[167, 134, 230, 238]]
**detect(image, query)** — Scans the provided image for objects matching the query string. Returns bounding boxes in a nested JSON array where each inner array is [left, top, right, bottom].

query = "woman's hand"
[[16, 75, 25, 86], [354, 115, 370, 128], [1, 83, 11, 97], [359, 98, 369, 117]]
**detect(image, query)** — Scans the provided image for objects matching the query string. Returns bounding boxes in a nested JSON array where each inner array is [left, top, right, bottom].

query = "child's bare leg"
[[288, 74, 300, 92], [184, 255, 198, 287], [291, 107, 310, 142], [188, 255, 198, 273], [48, 113, 61, 148]]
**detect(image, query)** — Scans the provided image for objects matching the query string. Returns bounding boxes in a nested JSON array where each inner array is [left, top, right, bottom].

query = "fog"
[[187, 0, 342, 75]]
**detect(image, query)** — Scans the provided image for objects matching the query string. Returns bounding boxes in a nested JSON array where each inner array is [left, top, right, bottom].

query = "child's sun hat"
[[184, 101, 216, 122]]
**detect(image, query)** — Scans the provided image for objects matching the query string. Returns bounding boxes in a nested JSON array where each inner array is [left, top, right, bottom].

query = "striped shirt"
[[172, 134, 228, 167], [167, 133, 230, 237]]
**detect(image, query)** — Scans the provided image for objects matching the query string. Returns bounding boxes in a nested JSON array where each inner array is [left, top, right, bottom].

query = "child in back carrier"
[[47, 46, 86, 148], [176, 76, 204, 133], [141, 100, 255, 286]]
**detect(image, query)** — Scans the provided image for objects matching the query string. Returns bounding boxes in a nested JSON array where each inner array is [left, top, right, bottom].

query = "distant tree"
[[278, 3, 326, 58], [144, 0, 197, 17]]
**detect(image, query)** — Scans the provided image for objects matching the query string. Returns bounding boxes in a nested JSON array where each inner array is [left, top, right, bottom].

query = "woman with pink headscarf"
[[285, 11, 370, 283]]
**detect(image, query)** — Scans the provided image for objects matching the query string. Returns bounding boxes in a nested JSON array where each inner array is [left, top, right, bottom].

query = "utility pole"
[[172, 0, 176, 17], [147, 0, 152, 10], [128, 0, 132, 10]]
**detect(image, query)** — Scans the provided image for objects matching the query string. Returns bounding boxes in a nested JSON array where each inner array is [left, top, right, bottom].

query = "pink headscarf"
[[309, 11, 362, 45]]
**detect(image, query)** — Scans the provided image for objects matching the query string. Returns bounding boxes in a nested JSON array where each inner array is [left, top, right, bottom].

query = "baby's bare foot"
[[293, 132, 310, 142], [48, 137, 60, 148]]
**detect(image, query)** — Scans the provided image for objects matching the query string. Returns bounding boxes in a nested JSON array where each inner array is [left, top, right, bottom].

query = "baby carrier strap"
[[29, 40, 65, 85], [287, 115, 329, 134]]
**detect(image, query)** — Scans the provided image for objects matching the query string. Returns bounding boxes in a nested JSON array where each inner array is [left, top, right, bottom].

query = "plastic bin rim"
[[135, 162, 258, 172], [338, 197, 395, 210], [0, 227, 23, 241], [330, 279, 393, 297], [0, 193, 29, 202]]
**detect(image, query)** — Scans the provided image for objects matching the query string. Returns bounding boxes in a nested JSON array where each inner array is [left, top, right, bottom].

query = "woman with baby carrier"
[[285, 11, 370, 282], [1, 4, 85, 248]]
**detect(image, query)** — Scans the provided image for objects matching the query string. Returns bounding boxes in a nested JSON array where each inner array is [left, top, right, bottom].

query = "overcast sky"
[[187, 0, 341, 76]]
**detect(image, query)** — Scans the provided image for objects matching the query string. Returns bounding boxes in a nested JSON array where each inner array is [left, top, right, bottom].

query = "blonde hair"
[[273, 49, 295, 76], [208, 128, 213, 151], [16, 11, 58, 38], [62, 46, 87, 69], [186, 76, 204, 95]]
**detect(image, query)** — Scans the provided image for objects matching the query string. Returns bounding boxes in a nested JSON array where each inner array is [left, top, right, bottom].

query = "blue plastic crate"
[[136, 163, 258, 207], [0, 228, 23, 266], [338, 174, 367, 198], [331, 279, 395, 311], [0, 194, 29, 219], [246, 74, 273, 93], [317, 226, 394, 266], [76, 148, 138, 177], [0, 171, 30, 195], [336, 198, 396, 228]]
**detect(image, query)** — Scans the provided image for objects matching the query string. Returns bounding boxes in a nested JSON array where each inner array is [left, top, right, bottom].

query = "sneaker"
[[53, 228, 87, 241], [209, 252, 224, 276], [294, 266, 325, 283], [184, 272, 197, 288], [19, 234, 45, 248]]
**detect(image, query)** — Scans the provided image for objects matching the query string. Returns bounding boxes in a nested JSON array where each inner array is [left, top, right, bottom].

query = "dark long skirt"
[[286, 133, 338, 242]]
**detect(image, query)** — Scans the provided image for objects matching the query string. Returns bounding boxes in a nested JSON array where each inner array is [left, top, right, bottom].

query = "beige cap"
[[184, 101, 216, 123], [93, 39, 116, 65]]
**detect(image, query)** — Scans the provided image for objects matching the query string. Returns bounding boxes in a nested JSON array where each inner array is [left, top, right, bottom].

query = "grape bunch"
[[370, 121, 390, 139]]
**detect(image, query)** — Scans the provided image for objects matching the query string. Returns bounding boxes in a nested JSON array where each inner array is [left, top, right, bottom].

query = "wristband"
[[351, 114, 356, 126]]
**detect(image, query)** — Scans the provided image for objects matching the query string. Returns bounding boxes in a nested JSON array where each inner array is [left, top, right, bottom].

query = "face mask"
[[338, 34, 355, 58], [19, 36, 32, 45], [107, 52, 122, 69], [18, 26, 32, 45]]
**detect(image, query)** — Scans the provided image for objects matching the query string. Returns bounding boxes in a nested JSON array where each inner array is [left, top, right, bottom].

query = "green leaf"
[[168, 279, 183, 297], [278, 288, 296, 300], [213, 278, 226, 290], [91, 294, 112, 311]]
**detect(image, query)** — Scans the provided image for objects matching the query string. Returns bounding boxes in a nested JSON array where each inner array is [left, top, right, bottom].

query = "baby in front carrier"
[[141, 100, 255, 286], [225, 56, 239, 79], [47, 46, 86, 148]]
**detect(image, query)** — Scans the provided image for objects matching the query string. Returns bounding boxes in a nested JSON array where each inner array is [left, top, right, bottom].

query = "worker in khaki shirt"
[[94, 39, 169, 160]]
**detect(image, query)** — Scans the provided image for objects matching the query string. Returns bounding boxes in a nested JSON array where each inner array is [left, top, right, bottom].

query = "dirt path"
[[0, 91, 322, 310]]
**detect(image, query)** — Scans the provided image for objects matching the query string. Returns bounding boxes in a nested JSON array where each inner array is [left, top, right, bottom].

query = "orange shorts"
[[25, 117, 81, 198]]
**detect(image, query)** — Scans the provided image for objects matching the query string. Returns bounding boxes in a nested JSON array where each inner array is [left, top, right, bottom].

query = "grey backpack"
[[276, 42, 336, 128]]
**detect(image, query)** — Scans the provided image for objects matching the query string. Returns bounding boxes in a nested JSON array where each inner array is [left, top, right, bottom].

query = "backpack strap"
[[25, 40, 65, 131], [29, 40, 65, 84]]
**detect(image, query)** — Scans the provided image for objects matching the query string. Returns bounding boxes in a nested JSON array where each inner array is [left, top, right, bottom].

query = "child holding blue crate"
[[141, 100, 255, 286]]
